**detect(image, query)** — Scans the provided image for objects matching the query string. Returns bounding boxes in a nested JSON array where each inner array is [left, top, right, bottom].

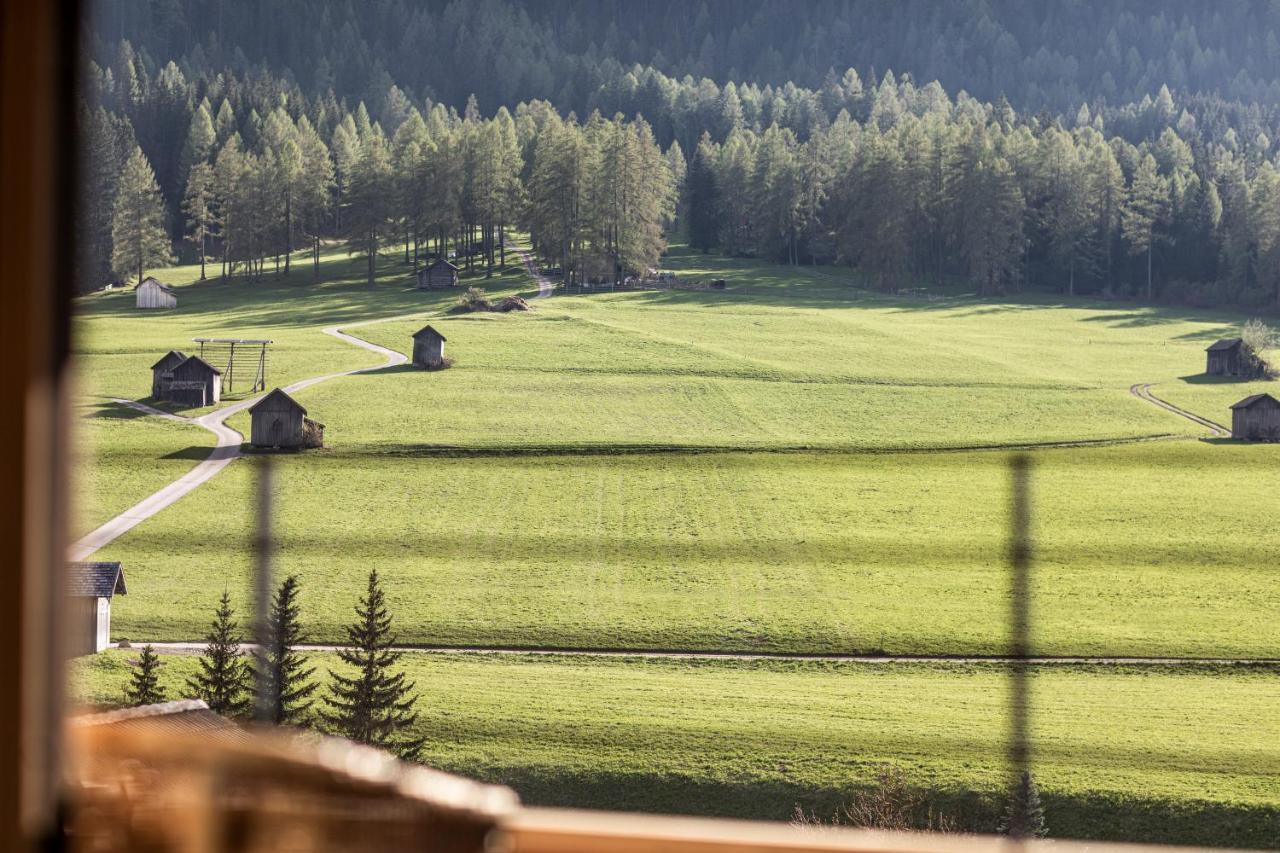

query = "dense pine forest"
[[82, 0, 1280, 308]]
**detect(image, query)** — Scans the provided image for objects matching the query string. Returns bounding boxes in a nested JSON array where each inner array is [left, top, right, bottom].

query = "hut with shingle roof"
[[67, 561, 127, 655]]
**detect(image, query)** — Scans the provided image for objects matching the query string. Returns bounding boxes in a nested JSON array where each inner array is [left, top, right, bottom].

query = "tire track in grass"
[[1129, 383, 1229, 437]]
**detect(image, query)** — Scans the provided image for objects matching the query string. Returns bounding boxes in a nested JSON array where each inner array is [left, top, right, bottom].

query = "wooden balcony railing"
[[65, 720, 1251, 853]]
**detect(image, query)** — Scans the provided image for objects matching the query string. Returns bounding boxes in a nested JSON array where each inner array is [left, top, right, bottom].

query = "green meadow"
[[70, 651, 1280, 848], [70, 244, 1280, 841]]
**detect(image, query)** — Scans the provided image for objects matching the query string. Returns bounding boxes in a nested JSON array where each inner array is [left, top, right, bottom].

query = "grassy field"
[[72, 247, 528, 532], [70, 244, 1280, 841], [70, 651, 1280, 847], [97, 440, 1280, 657]]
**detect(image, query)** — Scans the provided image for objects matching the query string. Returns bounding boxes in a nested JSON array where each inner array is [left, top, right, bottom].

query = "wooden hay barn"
[[412, 324, 447, 368], [1206, 338, 1249, 376], [135, 276, 177, 309], [150, 350, 187, 398], [417, 258, 460, 289], [249, 388, 324, 449], [168, 355, 222, 407], [66, 561, 126, 655], [1230, 393, 1280, 441]]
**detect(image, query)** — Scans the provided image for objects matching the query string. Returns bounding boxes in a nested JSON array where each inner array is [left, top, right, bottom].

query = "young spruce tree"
[[997, 770, 1048, 838], [125, 644, 166, 707], [262, 575, 318, 725], [187, 590, 252, 717], [321, 570, 423, 760]]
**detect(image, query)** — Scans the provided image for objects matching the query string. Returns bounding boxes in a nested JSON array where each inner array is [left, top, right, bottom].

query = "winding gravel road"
[[70, 325, 407, 561]]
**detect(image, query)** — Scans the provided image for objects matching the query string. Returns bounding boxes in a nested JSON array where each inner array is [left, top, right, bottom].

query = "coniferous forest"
[[82, 0, 1280, 308]]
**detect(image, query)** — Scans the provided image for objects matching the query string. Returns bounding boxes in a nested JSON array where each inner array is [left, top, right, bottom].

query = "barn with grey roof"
[[67, 561, 127, 655]]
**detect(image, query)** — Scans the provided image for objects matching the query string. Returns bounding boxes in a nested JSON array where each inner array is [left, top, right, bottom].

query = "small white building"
[[136, 276, 177, 309], [67, 561, 127, 655]]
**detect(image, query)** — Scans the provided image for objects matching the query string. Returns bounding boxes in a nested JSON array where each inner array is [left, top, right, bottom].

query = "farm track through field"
[[1129, 383, 1230, 436], [70, 326, 408, 561], [141, 641, 1280, 666]]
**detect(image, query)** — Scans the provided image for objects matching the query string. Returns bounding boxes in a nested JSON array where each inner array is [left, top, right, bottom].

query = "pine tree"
[[125, 644, 166, 707], [261, 575, 318, 726], [321, 570, 424, 760], [997, 771, 1048, 838], [111, 145, 173, 285], [186, 590, 252, 717]]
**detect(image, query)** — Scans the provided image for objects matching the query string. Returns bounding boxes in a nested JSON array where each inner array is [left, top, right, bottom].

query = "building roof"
[[1230, 393, 1280, 409], [1206, 338, 1244, 352], [71, 699, 250, 741], [248, 387, 306, 416], [150, 350, 187, 370], [425, 258, 460, 272], [173, 355, 222, 376], [67, 562, 127, 598], [412, 324, 446, 342], [137, 277, 176, 295]]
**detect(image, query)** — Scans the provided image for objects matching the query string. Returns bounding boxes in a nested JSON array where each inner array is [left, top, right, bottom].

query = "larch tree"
[[182, 161, 215, 280], [111, 145, 173, 285], [1122, 154, 1168, 299], [321, 570, 424, 760], [345, 127, 394, 287]]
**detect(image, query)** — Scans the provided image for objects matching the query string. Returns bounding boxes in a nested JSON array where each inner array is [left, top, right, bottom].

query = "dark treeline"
[[81, 6, 1280, 308], [88, 0, 1280, 117]]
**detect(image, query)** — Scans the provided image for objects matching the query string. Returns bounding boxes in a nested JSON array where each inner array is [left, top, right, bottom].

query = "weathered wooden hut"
[[150, 350, 187, 398], [417, 258, 460, 289], [1206, 338, 1248, 376], [1230, 393, 1280, 441], [168, 355, 222, 407], [136, 276, 177, 309], [411, 325, 447, 368], [67, 561, 127, 655], [249, 388, 324, 449]]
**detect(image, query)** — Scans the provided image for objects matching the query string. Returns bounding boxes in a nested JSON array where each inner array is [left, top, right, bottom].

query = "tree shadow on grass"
[[82, 400, 151, 420]]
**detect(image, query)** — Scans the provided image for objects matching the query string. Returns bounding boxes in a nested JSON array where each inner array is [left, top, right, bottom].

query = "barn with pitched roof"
[[67, 561, 127, 655], [412, 325, 447, 368], [249, 388, 325, 450], [1230, 393, 1280, 441], [150, 350, 187, 398]]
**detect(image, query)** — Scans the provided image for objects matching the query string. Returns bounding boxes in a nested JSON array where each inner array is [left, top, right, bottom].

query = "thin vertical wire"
[[1008, 453, 1033, 838], [253, 455, 276, 723]]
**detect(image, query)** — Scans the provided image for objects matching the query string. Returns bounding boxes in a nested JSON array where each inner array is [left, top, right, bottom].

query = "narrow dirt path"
[[70, 327, 407, 561], [141, 641, 1277, 666], [1129, 383, 1230, 437], [510, 238, 554, 299]]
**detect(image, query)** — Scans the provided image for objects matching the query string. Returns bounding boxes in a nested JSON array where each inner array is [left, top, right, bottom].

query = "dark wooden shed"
[[168, 355, 222, 407], [150, 350, 187, 398], [249, 388, 324, 449], [417, 258, 460, 289], [67, 561, 126, 655], [1230, 393, 1280, 441], [1206, 339, 1248, 376], [412, 325, 447, 369]]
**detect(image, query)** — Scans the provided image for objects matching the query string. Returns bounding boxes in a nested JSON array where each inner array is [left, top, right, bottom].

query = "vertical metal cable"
[[253, 456, 276, 723], [1008, 454, 1033, 838]]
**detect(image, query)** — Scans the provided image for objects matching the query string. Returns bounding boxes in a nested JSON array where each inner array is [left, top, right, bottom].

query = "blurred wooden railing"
[[65, 722, 1246, 853]]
